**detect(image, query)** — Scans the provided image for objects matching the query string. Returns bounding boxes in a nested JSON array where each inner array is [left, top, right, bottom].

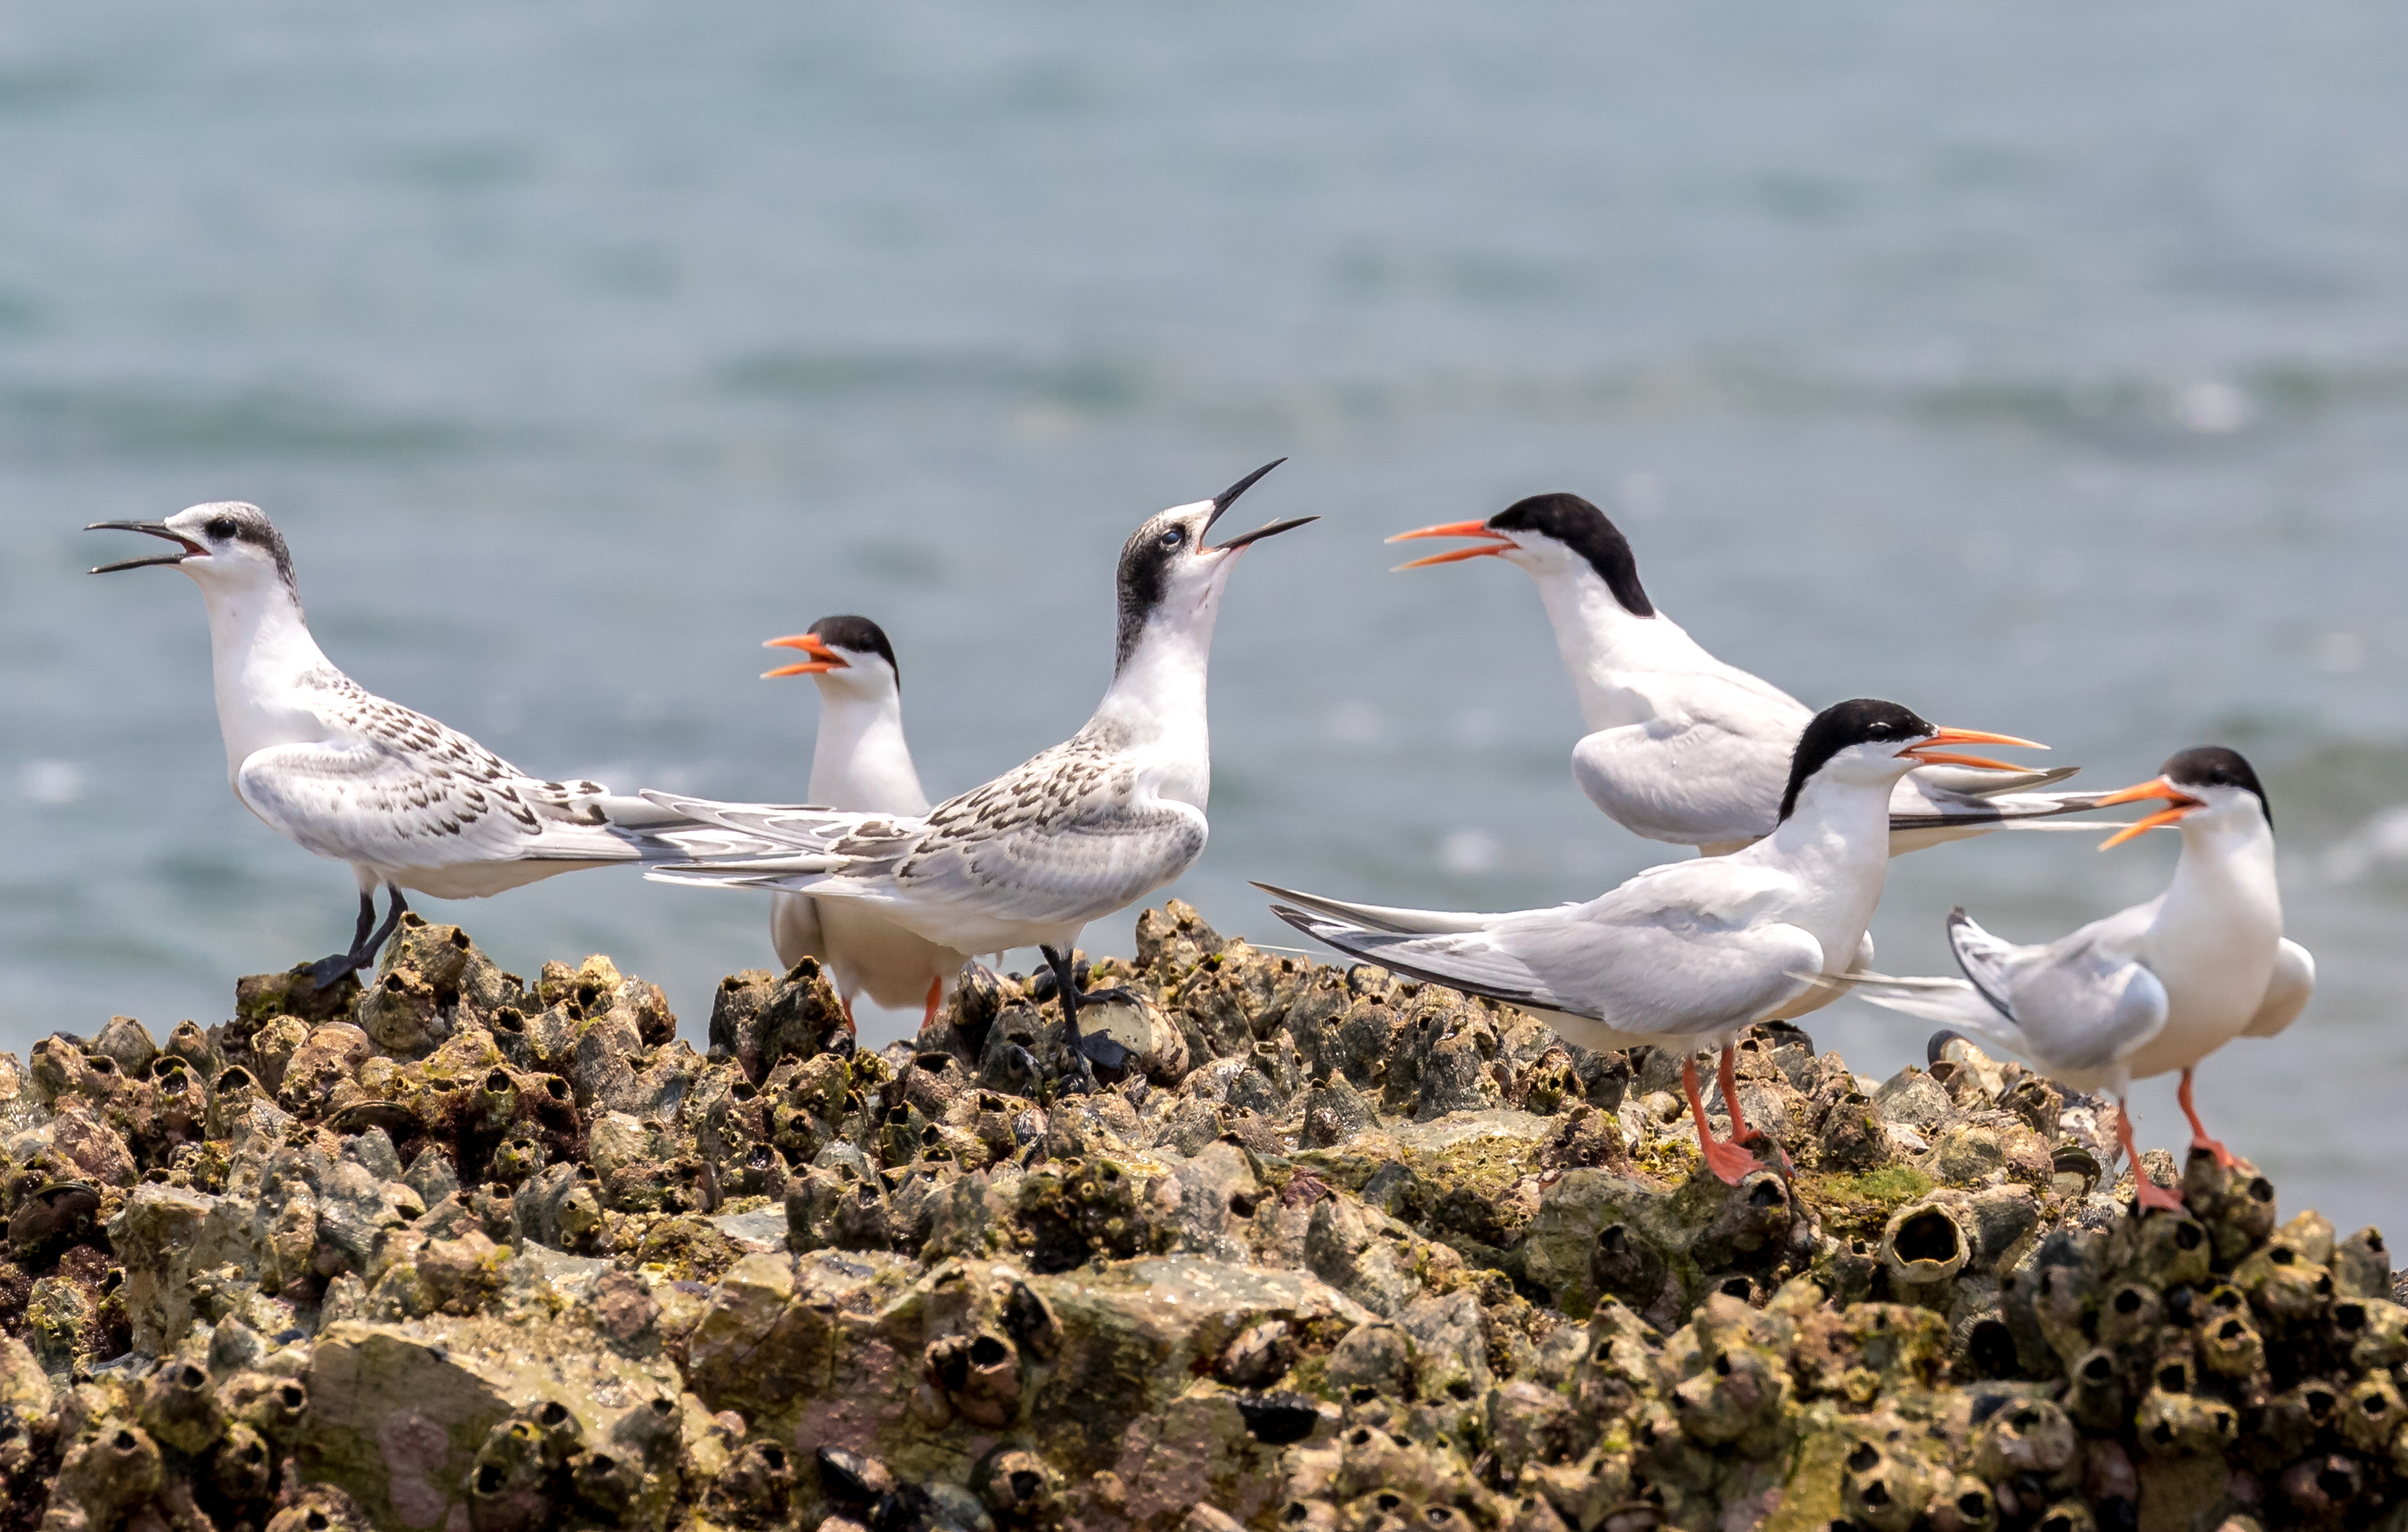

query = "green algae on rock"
[[0, 899, 2402, 1531]]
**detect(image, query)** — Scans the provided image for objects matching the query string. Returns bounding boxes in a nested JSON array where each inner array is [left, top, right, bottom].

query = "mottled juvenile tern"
[[1835, 747, 2310, 1213], [1390, 493, 2096, 854], [90, 503, 765, 982], [645, 462, 1314, 1086], [1261, 699, 2044, 1182]]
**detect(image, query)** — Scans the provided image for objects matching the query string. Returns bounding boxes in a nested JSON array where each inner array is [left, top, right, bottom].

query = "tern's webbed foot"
[[1698, 1135, 1765, 1185], [2132, 1177, 2189, 1216], [1733, 1128, 1794, 1181], [304, 952, 368, 988]]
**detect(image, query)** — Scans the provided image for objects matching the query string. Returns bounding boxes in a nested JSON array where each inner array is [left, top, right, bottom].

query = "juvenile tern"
[[1834, 747, 2310, 1213], [89, 503, 765, 983], [1389, 493, 2095, 854], [1260, 699, 2044, 1183], [645, 462, 1315, 1086], [758, 615, 965, 1029]]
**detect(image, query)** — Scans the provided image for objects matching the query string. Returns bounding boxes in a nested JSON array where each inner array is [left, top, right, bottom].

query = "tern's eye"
[[1158, 527, 1185, 550], [205, 517, 237, 541]]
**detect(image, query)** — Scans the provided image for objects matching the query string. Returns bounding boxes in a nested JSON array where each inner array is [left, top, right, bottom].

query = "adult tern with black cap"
[[88, 502, 769, 983], [1389, 493, 2096, 854], [1832, 747, 2310, 1213], [646, 462, 1315, 1087], [756, 615, 966, 1031], [1261, 699, 2047, 1183]]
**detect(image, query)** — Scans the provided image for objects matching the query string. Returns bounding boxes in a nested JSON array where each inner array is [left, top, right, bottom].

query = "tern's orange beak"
[[760, 634, 847, 678], [1897, 726, 2049, 773], [2091, 776, 2203, 850], [1386, 519, 1512, 571]]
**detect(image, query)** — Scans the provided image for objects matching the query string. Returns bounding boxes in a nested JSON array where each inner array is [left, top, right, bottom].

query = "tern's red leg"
[[923, 976, 943, 1031], [1716, 1041, 1793, 1174], [840, 996, 858, 1036], [2115, 1097, 2188, 1214], [1684, 1055, 1763, 1185], [2176, 1067, 2235, 1170], [1716, 1045, 1753, 1142]]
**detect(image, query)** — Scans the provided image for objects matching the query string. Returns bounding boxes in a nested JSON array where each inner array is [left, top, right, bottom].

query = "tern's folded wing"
[[1272, 884, 1821, 1042], [237, 742, 634, 870]]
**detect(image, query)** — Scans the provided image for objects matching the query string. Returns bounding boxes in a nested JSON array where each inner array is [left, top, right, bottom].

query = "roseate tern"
[[1389, 493, 2095, 854], [1261, 699, 2045, 1183], [1834, 747, 2310, 1214]]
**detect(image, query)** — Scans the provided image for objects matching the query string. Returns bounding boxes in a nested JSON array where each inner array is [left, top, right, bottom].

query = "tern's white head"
[[1388, 492, 1655, 619], [90, 501, 301, 610], [1778, 699, 2046, 821], [1112, 458, 1315, 673], [761, 614, 903, 703], [2093, 747, 2272, 850]]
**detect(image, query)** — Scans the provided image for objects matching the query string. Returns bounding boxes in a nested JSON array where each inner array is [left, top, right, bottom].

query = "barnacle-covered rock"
[[12, 908, 2408, 1532]]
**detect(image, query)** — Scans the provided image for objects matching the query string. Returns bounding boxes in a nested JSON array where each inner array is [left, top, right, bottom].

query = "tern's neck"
[[1523, 565, 1725, 730], [1092, 608, 1215, 802], [2157, 814, 2283, 947], [1756, 770, 1897, 963], [193, 576, 339, 778], [806, 686, 930, 814]]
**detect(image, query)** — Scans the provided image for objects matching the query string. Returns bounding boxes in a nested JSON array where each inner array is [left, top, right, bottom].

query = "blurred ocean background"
[[4, 4, 2406, 1226]]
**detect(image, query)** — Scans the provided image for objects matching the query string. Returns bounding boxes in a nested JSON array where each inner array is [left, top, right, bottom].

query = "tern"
[[1389, 493, 2097, 855], [1259, 699, 2044, 1183], [644, 462, 1315, 1086], [756, 615, 965, 1030], [1832, 747, 2310, 1214], [89, 503, 768, 984]]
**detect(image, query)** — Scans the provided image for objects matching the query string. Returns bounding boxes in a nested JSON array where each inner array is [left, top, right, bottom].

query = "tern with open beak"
[[87, 502, 771, 983], [1831, 746, 2310, 1214], [645, 462, 1315, 1089], [756, 615, 967, 1032], [1390, 493, 2098, 855], [1261, 699, 2046, 1184]]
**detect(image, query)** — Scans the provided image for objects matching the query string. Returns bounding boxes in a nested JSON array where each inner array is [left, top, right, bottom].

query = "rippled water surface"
[[5, 4, 2407, 1225]]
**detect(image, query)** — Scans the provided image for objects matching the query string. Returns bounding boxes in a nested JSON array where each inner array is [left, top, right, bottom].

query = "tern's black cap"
[[806, 615, 900, 687], [2161, 745, 2270, 829], [1779, 699, 1935, 822], [1487, 492, 1652, 618]]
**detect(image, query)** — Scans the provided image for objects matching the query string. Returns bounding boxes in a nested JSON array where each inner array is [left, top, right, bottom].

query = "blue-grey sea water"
[[4, 3, 2407, 1228]]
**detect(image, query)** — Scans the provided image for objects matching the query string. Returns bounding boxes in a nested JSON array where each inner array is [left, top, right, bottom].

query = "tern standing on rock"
[[757, 615, 967, 1030], [645, 462, 1315, 1087], [1835, 747, 2311, 1214], [1389, 493, 2099, 855], [1261, 699, 2047, 1184], [89, 503, 767, 983]]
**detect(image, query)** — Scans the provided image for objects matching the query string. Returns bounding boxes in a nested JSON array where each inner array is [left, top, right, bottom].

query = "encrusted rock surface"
[[0, 900, 2399, 1530]]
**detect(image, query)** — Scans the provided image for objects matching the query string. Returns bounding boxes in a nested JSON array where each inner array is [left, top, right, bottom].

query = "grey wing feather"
[[1269, 904, 1575, 1014], [1268, 871, 1822, 1040], [237, 741, 632, 870], [649, 727, 1209, 928], [1945, 906, 2168, 1074], [887, 733, 1207, 925], [1250, 882, 1498, 935]]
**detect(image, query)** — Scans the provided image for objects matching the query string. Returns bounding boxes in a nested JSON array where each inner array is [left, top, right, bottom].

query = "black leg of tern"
[[306, 892, 381, 987], [362, 886, 410, 969], [1040, 944, 1100, 1094]]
